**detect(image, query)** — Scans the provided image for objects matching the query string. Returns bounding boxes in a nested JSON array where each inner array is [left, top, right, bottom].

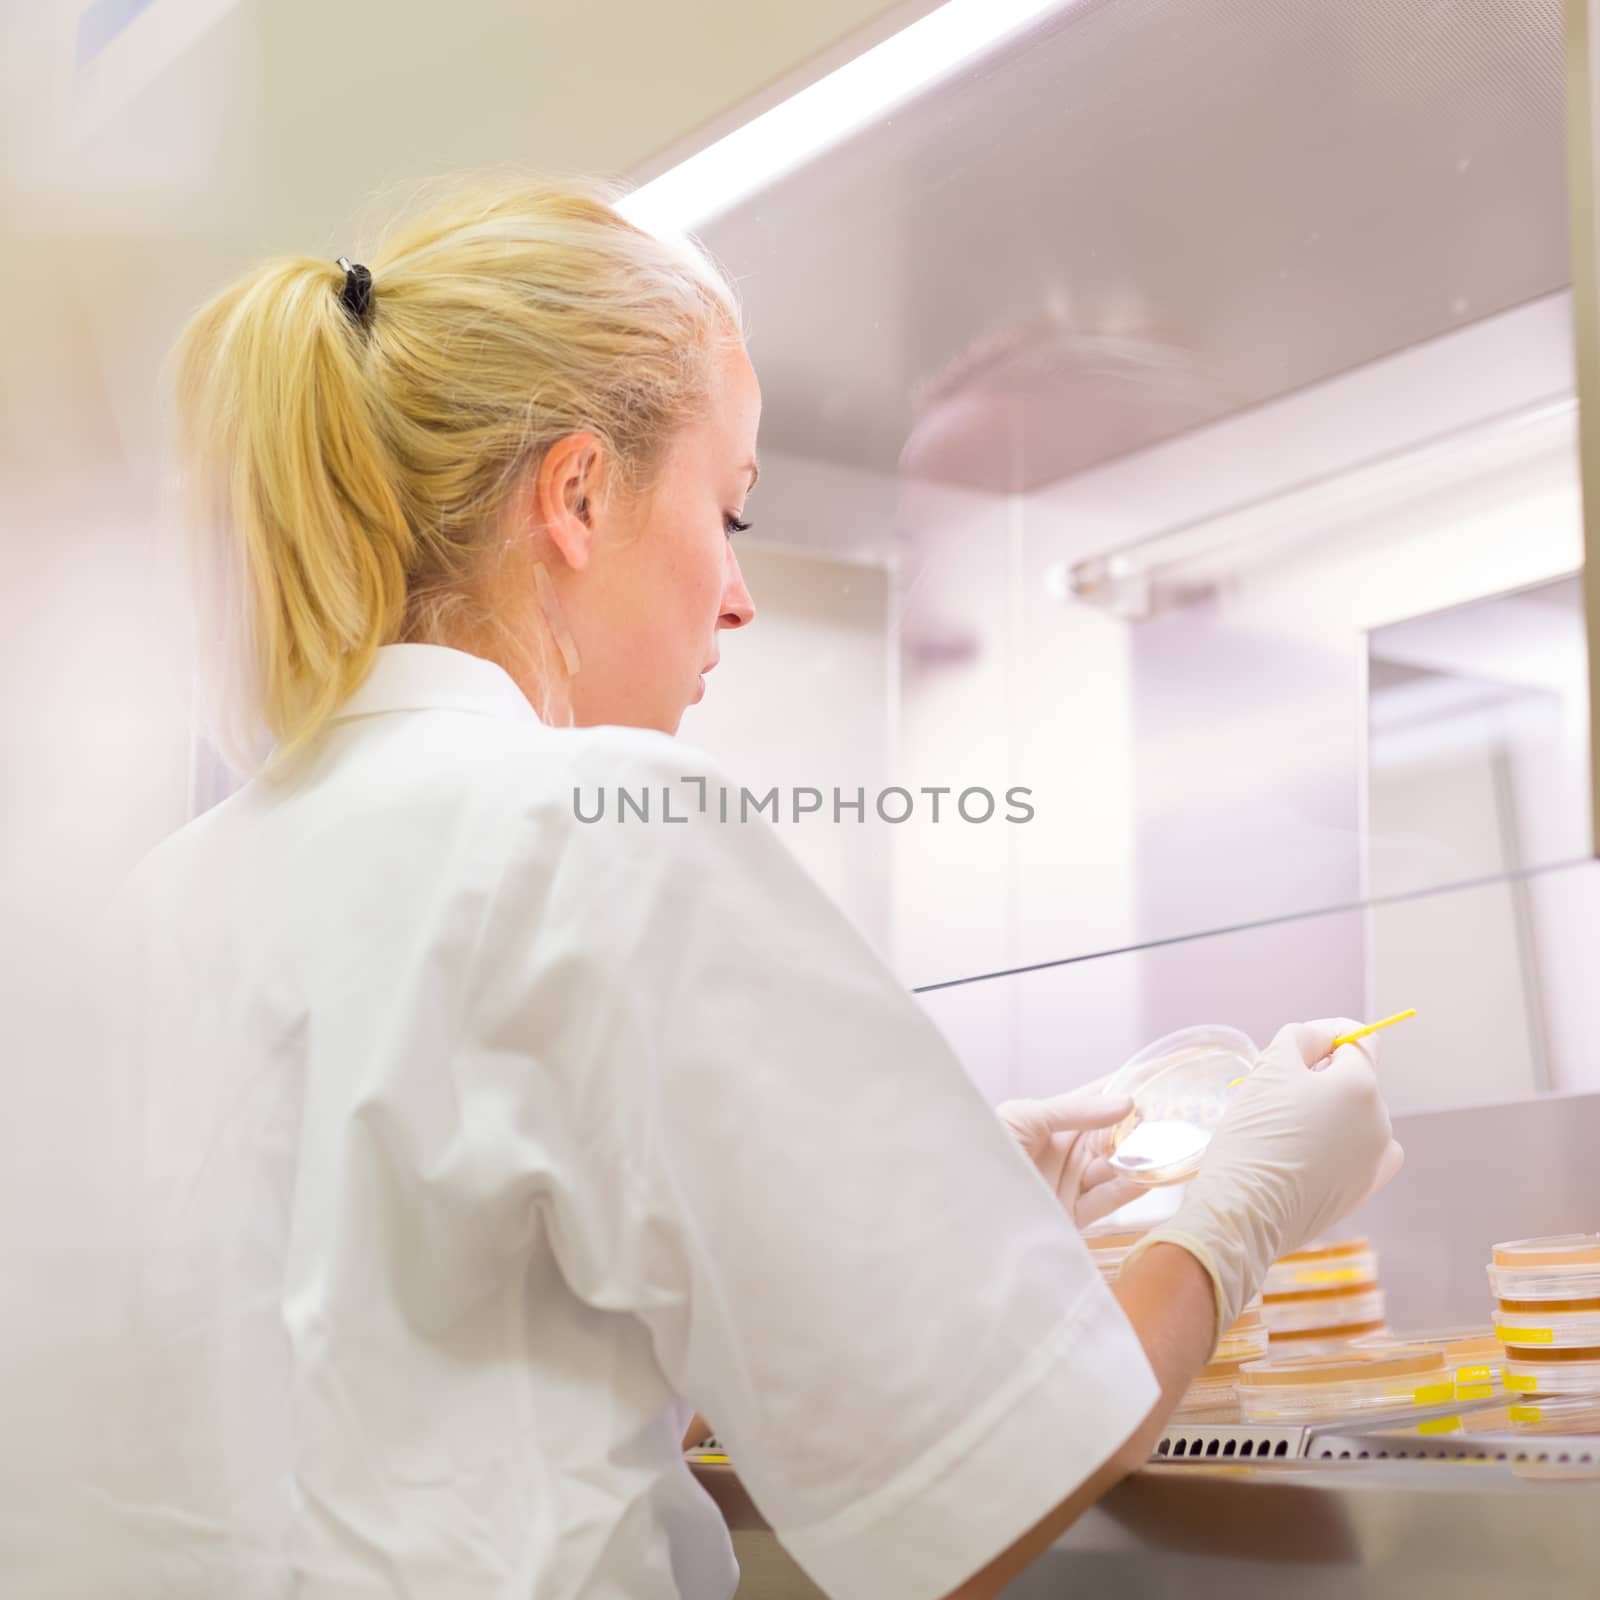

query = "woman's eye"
[[724, 514, 752, 537]]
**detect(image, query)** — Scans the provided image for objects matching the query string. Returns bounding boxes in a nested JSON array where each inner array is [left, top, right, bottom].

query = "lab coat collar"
[[330, 644, 539, 724]]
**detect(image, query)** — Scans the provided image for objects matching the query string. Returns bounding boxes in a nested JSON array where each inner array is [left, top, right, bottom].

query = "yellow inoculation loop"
[[1225, 1011, 1417, 1090], [1330, 1010, 1417, 1049], [1413, 1382, 1456, 1406], [1505, 1374, 1540, 1393], [1497, 1326, 1554, 1344]]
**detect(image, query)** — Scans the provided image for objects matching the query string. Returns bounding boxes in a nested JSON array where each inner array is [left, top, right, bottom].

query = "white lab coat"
[[51, 643, 1156, 1600]]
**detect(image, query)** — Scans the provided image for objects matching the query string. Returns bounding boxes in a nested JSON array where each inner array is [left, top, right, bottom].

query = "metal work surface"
[[718, 1458, 1600, 1599], [998, 1456, 1600, 1600], [701, 1399, 1600, 1598]]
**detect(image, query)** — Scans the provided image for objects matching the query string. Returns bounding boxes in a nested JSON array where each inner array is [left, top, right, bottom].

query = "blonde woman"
[[103, 181, 1397, 1600]]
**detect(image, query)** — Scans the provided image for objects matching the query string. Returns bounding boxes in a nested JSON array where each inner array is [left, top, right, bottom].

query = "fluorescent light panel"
[[618, 0, 1076, 236]]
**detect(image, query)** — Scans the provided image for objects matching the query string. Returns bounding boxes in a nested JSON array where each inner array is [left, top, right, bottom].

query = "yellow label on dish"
[[1455, 1382, 1495, 1401], [1418, 1417, 1462, 1436], [1496, 1325, 1553, 1344], [1509, 1405, 1543, 1423], [1293, 1267, 1370, 1286], [1504, 1374, 1540, 1393], [1412, 1382, 1456, 1406], [1455, 1365, 1493, 1384]]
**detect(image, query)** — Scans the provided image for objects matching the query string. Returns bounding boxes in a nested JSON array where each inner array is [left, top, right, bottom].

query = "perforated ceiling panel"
[[702, 0, 1569, 491]]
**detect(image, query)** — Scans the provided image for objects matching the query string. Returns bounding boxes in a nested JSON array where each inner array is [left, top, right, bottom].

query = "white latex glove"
[[1121, 1019, 1403, 1338], [996, 1085, 1145, 1229]]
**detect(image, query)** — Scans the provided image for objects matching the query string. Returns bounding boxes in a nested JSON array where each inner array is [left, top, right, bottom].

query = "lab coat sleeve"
[[471, 731, 1160, 1600]]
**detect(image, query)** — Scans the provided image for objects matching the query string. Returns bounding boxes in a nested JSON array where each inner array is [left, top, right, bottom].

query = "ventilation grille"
[[1155, 1424, 1307, 1461], [1309, 1431, 1600, 1466]]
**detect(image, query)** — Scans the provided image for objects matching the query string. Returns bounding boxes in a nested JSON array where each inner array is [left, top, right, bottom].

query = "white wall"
[[1367, 583, 1598, 1109]]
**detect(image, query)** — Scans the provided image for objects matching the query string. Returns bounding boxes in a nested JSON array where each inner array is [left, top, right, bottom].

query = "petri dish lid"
[[1498, 1295, 1600, 1314], [1500, 1342, 1600, 1363], [1103, 1025, 1258, 1186], [1492, 1235, 1600, 1268], [1263, 1283, 1384, 1307], [1276, 1237, 1371, 1263], [1238, 1346, 1445, 1388], [1503, 1351, 1600, 1397], [1263, 1242, 1377, 1291], [1355, 1325, 1498, 1361], [1505, 1392, 1600, 1433], [1270, 1318, 1387, 1343], [1197, 1354, 1250, 1382], [1266, 1324, 1388, 1357], [1264, 1283, 1387, 1338]]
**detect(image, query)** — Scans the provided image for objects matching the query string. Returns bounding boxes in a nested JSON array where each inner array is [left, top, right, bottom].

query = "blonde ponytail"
[[173, 179, 739, 767]]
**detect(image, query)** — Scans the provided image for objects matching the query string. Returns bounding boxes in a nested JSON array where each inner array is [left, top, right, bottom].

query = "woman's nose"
[[720, 548, 755, 630]]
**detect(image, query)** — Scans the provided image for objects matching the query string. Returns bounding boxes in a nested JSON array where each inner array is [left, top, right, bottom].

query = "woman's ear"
[[531, 433, 605, 571]]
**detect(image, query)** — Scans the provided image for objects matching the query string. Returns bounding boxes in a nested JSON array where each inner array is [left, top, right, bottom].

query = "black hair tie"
[[336, 256, 373, 326]]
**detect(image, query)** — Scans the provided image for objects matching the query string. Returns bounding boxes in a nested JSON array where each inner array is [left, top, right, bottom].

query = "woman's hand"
[[1118, 1019, 1400, 1336], [996, 1085, 1142, 1229]]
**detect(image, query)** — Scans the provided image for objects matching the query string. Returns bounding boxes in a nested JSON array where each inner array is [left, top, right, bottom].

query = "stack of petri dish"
[[1353, 1326, 1502, 1401], [1176, 1355, 1251, 1417], [1261, 1238, 1386, 1353], [1237, 1346, 1453, 1422], [1216, 1299, 1270, 1362], [1488, 1234, 1600, 1401]]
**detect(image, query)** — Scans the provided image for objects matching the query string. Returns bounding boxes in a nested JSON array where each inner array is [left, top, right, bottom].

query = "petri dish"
[[1238, 1346, 1452, 1422], [1225, 1299, 1265, 1334], [1103, 1025, 1258, 1187], [1503, 1392, 1600, 1433], [1211, 1297, 1268, 1361], [1263, 1239, 1379, 1297], [1262, 1284, 1387, 1336], [1215, 1322, 1271, 1364], [1354, 1325, 1502, 1398], [1501, 1345, 1600, 1398], [1375, 1393, 1600, 1440], [1176, 1355, 1249, 1416], [1486, 1235, 1600, 1302], [1495, 1299, 1600, 1350]]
